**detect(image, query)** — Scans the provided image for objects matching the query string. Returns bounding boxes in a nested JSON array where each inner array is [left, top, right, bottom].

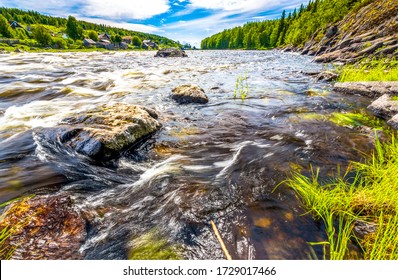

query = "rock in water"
[[368, 94, 398, 119], [0, 195, 86, 260], [316, 71, 339, 82], [171, 84, 209, 104], [155, 48, 188, 58], [58, 103, 161, 159], [334, 82, 398, 98]]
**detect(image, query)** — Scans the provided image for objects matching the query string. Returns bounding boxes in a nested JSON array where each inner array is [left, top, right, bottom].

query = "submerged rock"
[[0, 195, 86, 260], [155, 48, 188, 58], [171, 84, 209, 104], [334, 82, 398, 98], [58, 103, 161, 158], [316, 71, 339, 82]]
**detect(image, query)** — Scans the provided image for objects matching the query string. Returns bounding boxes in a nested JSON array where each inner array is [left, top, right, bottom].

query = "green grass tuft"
[[283, 135, 398, 259], [0, 225, 17, 260], [338, 58, 398, 82], [233, 73, 249, 101]]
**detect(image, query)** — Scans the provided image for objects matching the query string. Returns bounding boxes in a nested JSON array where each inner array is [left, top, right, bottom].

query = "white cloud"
[[2, 0, 170, 20], [83, 0, 170, 20], [77, 17, 161, 33], [189, 0, 253, 11], [189, 0, 303, 12]]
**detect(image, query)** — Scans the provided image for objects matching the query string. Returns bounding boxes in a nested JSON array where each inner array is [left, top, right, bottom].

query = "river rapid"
[[0, 50, 376, 259]]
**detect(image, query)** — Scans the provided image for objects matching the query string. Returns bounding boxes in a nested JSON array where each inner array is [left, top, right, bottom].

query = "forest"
[[201, 0, 375, 50], [0, 7, 180, 49]]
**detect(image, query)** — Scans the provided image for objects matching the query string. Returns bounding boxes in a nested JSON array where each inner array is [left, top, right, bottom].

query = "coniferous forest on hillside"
[[201, 0, 375, 50]]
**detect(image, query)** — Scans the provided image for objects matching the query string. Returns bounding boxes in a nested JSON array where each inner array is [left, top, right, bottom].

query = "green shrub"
[[32, 25, 53, 46], [52, 37, 67, 49]]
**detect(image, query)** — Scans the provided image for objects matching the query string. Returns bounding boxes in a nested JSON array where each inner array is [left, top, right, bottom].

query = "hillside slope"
[[0, 7, 180, 49], [301, 0, 398, 63], [201, 0, 397, 64]]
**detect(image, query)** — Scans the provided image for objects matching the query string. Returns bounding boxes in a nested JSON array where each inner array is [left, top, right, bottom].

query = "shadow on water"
[[0, 50, 378, 259]]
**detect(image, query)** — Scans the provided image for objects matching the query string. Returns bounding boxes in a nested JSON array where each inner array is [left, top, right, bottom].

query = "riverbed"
[[0, 50, 376, 259]]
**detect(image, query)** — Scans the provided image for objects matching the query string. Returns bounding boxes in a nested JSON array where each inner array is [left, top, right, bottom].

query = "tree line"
[[201, 0, 375, 50], [0, 7, 179, 48]]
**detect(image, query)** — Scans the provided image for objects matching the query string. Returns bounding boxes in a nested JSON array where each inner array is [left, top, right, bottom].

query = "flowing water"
[[0, 50, 376, 259]]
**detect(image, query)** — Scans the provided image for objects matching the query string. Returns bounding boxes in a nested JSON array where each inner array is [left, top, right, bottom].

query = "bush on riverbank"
[[284, 135, 398, 259]]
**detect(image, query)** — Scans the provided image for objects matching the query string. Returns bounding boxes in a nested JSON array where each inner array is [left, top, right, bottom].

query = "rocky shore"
[[282, 0, 398, 64], [334, 82, 398, 129]]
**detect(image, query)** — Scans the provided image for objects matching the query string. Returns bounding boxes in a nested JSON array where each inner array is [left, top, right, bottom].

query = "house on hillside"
[[119, 42, 128, 50], [83, 38, 96, 47], [122, 36, 132, 44], [98, 33, 111, 42], [9, 21, 23, 29], [142, 40, 158, 49], [96, 41, 114, 50]]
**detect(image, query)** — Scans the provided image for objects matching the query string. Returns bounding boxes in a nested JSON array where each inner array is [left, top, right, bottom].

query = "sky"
[[1, 0, 308, 47]]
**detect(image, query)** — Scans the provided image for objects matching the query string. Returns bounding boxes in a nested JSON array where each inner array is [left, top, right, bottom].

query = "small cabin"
[[96, 41, 114, 50], [142, 40, 158, 49], [119, 42, 128, 50], [9, 21, 23, 29], [83, 38, 96, 47], [98, 33, 111, 42]]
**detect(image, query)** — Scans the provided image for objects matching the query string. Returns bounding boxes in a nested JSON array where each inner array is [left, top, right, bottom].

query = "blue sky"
[[1, 0, 308, 47]]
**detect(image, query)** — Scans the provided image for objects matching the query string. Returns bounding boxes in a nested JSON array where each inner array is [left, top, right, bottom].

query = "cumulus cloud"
[[82, 0, 170, 20], [2, 0, 170, 20], [188, 0, 303, 12], [77, 17, 161, 33]]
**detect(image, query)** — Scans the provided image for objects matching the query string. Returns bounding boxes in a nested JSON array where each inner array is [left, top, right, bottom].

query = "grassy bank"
[[283, 135, 398, 259], [338, 58, 398, 82]]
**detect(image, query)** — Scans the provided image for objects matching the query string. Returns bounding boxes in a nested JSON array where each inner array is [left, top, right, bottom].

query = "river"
[[0, 50, 376, 259]]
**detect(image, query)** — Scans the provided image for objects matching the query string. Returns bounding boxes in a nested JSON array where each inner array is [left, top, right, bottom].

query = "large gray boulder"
[[171, 84, 209, 104], [155, 48, 188, 58], [56, 103, 161, 158]]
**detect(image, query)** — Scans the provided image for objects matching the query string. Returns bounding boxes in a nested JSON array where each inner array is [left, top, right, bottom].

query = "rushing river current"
[[0, 50, 376, 259]]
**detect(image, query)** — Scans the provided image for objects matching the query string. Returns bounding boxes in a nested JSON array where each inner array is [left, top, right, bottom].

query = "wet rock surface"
[[334, 82, 398, 98], [368, 94, 398, 119], [0, 195, 86, 260], [171, 84, 209, 104], [334, 82, 398, 130], [155, 48, 188, 58], [316, 71, 339, 81], [387, 114, 398, 130], [56, 103, 161, 158], [353, 220, 377, 240]]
